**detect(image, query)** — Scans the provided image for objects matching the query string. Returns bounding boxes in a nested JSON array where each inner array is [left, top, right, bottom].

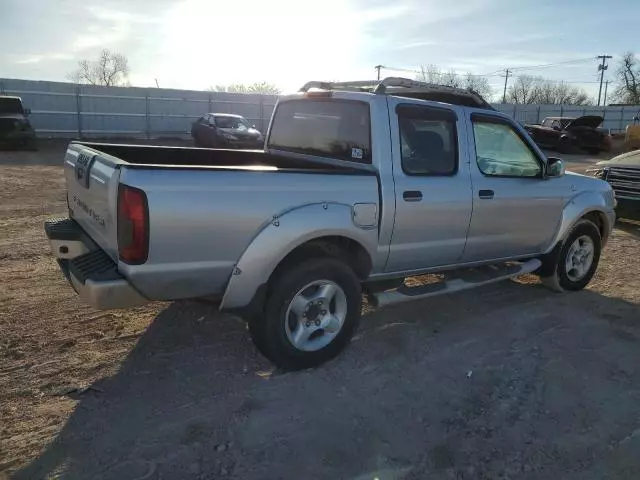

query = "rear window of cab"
[[268, 99, 372, 164]]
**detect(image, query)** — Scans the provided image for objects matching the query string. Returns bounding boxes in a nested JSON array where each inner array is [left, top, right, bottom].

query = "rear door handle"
[[478, 189, 494, 199], [403, 190, 423, 202]]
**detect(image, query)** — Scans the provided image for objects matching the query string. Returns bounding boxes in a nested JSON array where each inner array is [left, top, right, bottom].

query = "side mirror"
[[24, 108, 31, 115], [546, 157, 565, 178], [552, 125, 560, 131]]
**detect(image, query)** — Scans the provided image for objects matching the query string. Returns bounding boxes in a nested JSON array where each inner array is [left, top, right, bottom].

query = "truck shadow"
[[14, 282, 640, 480]]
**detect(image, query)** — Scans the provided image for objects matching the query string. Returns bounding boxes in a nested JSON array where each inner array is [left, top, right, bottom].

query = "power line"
[[508, 57, 596, 71], [379, 65, 503, 78]]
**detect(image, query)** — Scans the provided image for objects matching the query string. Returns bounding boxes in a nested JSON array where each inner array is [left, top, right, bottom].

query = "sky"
[[0, 0, 637, 101]]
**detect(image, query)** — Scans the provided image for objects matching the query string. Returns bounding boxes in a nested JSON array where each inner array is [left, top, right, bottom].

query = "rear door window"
[[397, 105, 458, 176], [268, 99, 371, 163]]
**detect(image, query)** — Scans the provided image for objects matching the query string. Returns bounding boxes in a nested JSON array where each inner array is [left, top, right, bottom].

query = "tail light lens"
[[117, 185, 149, 264]]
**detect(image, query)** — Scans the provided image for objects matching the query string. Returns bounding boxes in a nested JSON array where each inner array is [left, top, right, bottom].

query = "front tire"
[[249, 258, 362, 370], [540, 220, 601, 292]]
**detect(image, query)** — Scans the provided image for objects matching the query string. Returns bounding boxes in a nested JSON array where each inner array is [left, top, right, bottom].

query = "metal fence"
[[1, 78, 638, 138], [0, 78, 278, 138]]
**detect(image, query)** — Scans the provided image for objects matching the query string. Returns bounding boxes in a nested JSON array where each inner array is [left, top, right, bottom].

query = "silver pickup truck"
[[45, 78, 616, 370]]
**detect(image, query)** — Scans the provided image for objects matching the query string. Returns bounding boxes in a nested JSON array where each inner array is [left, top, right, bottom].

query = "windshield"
[[560, 118, 574, 129], [214, 116, 251, 129], [0, 98, 24, 114]]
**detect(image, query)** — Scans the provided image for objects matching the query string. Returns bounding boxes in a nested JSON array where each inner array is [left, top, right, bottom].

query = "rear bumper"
[[45, 218, 149, 310]]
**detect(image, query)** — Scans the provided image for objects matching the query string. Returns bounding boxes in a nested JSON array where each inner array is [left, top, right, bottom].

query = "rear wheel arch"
[[268, 235, 373, 287]]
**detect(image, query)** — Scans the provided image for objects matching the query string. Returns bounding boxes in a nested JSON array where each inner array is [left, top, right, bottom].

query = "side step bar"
[[371, 259, 542, 308]]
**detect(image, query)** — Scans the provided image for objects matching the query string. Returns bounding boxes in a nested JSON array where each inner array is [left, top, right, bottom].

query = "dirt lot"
[[1, 142, 640, 480]]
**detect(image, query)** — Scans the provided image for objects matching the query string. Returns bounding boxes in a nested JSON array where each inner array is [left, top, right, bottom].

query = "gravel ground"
[[1, 142, 640, 480]]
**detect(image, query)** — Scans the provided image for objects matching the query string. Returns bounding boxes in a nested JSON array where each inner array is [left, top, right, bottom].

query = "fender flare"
[[544, 190, 614, 254], [220, 203, 378, 310]]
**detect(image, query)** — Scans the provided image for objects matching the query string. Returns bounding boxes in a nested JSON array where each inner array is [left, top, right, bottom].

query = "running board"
[[371, 259, 542, 308]]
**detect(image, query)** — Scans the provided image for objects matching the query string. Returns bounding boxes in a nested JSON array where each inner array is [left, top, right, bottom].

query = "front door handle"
[[478, 189, 494, 199], [403, 190, 423, 202]]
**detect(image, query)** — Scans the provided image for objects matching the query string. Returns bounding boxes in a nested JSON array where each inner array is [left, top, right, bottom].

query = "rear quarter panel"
[[118, 167, 379, 300]]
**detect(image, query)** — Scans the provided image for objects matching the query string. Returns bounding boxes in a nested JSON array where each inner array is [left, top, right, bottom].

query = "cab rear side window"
[[268, 99, 372, 164]]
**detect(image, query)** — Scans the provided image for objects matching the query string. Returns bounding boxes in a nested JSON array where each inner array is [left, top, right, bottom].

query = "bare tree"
[[416, 65, 493, 100], [613, 52, 640, 104], [68, 49, 130, 87], [462, 73, 493, 100], [209, 82, 281, 95], [416, 64, 440, 84], [507, 75, 591, 105], [507, 75, 539, 104]]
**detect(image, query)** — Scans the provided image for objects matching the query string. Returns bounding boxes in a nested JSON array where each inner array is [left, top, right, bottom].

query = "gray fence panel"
[[2, 78, 638, 138]]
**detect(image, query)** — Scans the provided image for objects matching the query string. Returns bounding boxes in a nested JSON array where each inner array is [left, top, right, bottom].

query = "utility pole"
[[603, 80, 610, 105], [596, 55, 612, 106], [502, 69, 510, 103], [374, 65, 384, 81]]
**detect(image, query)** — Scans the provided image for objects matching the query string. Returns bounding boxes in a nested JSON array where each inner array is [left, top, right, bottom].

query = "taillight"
[[117, 184, 148, 264]]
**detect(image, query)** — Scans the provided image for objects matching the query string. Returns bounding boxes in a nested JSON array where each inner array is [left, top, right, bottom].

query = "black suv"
[[0, 96, 36, 149]]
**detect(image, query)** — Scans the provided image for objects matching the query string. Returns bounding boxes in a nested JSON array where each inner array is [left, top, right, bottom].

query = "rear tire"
[[249, 258, 362, 370], [539, 220, 601, 293]]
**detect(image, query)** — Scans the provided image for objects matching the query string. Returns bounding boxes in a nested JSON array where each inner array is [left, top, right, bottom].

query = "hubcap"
[[284, 280, 348, 352], [565, 235, 595, 282]]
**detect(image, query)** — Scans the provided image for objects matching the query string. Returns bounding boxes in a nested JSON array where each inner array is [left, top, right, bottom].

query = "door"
[[462, 113, 566, 262], [385, 101, 473, 272], [537, 118, 561, 147]]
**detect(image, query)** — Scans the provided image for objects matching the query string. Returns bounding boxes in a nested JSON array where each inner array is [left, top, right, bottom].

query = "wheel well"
[[582, 211, 606, 239], [269, 236, 372, 284]]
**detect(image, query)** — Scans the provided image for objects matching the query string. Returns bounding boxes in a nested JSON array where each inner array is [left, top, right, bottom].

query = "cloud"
[[69, 5, 159, 52], [14, 53, 73, 64]]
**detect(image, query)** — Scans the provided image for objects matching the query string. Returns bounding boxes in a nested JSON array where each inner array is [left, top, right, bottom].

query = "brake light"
[[304, 91, 332, 98], [117, 185, 148, 264]]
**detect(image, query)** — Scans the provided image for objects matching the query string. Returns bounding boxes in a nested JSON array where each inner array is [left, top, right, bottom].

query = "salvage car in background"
[[191, 113, 264, 149], [0, 96, 36, 149], [588, 149, 640, 220], [525, 116, 610, 154]]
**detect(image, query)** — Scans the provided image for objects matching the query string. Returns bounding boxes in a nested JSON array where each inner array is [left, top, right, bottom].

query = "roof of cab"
[[298, 77, 495, 110]]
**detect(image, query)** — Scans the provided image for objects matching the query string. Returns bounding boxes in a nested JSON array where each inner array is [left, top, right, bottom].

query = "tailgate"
[[64, 144, 120, 261]]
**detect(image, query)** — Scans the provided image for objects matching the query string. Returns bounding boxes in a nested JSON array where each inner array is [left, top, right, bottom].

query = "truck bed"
[[63, 141, 380, 302], [73, 142, 374, 174]]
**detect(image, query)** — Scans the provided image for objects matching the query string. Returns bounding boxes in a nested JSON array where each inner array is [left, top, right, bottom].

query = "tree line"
[[68, 49, 640, 105]]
